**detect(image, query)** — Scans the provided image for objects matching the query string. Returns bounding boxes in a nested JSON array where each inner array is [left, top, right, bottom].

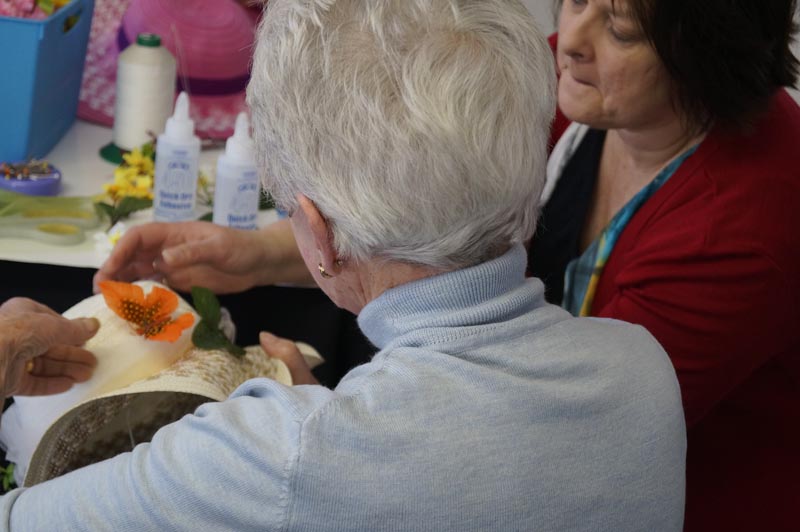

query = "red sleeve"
[[592, 174, 800, 427]]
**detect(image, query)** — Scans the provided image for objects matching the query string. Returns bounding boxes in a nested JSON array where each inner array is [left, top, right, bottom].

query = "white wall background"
[[521, 0, 800, 102], [523, 0, 556, 35]]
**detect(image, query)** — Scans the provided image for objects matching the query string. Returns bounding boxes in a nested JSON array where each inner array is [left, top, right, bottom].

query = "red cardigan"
[[547, 35, 800, 532], [596, 89, 800, 532]]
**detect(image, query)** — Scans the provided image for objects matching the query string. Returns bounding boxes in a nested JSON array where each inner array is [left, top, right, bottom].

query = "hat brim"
[[0, 279, 323, 487], [24, 344, 299, 486]]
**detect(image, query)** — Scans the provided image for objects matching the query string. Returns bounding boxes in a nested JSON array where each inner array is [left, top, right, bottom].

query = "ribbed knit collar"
[[357, 245, 541, 349]]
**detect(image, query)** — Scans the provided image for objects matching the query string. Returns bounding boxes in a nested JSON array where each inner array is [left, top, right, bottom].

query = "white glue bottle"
[[153, 92, 201, 222], [212, 113, 260, 230]]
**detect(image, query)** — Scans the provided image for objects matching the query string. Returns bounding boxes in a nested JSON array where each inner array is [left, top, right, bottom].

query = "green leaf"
[[115, 196, 153, 218], [197, 212, 213, 222], [37, 0, 55, 15], [192, 320, 228, 349], [94, 202, 115, 220], [191, 286, 221, 327], [95, 197, 152, 229], [192, 320, 246, 357], [259, 189, 276, 210], [0, 463, 15, 493], [141, 142, 156, 161], [225, 340, 246, 357], [190, 287, 246, 357]]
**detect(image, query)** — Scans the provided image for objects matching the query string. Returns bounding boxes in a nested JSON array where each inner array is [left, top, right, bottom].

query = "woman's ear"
[[295, 194, 340, 273]]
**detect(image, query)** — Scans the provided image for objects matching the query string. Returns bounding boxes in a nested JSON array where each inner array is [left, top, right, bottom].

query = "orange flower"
[[98, 281, 195, 342]]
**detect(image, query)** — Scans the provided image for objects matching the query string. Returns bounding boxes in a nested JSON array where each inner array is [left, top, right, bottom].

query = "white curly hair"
[[248, 0, 556, 269]]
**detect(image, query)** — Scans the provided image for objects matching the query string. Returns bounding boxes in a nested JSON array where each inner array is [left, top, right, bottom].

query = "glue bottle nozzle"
[[163, 92, 196, 140], [234, 112, 248, 140], [224, 112, 255, 163]]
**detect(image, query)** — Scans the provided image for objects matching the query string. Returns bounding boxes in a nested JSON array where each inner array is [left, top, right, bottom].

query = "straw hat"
[[77, 0, 260, 139], [0, 281, 322, 487]]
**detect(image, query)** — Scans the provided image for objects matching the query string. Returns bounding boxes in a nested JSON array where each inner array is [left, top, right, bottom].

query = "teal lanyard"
[[563, 145, 698, 316]]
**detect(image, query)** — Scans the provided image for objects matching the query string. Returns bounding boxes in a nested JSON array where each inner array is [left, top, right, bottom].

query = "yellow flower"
[[103, 183, 122, 201], [135, 175, 153, 191], [113, 166, 138, 183], [101, 147, 156, 203], [122, 149, 155, 176]]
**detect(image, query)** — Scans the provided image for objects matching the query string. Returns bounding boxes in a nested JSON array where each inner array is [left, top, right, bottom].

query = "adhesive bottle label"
[[154, 150, 199, 222], [212, 169, 259, 229], [211, 111, 259, 230]]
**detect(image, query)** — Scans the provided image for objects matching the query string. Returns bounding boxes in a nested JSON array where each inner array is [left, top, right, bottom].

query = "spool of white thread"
[[113, 33, 177, 151]]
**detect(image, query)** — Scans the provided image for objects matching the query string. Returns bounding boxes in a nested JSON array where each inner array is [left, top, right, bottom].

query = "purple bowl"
[[0, 162, 61, 196]]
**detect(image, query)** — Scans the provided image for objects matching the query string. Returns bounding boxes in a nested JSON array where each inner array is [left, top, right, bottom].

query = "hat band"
[[117, 29, 250, 96]]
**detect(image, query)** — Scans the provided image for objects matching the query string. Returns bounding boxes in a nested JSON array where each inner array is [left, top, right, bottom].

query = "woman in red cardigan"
[[529, 1, 800, 530]]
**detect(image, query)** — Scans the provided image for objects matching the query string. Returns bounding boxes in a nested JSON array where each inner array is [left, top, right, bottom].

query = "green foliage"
[[191, 286, 221, 326], [259, 190, 276, 210], [37, 0, 55, 15], [190, 287, 245, 357], [140, 142, 156, 161], [192, 321, 245, 357], [0, 463, 16, 493], [115, 196, 153, 218], [94, 201, 115, 220], [95, 196, 152, 229]]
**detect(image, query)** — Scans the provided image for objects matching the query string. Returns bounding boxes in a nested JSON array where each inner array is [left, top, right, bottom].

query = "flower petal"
[[146, 313, 195, 342], [144, 285, 179, 319], [99, 281, 192, 341], [135, 176, 153, 189], [99, 281, 148, 324]]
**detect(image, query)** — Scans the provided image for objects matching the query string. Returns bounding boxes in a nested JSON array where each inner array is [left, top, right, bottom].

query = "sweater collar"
[[357, 245, 537, 349]]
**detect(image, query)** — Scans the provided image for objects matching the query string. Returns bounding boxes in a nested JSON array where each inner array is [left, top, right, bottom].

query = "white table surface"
[[0, 120, 276, 269]]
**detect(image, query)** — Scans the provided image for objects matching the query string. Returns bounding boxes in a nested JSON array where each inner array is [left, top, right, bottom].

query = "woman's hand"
[[260, 332, 319, 385], [93, 219, 313, 294], [0, 298, 99, 397]]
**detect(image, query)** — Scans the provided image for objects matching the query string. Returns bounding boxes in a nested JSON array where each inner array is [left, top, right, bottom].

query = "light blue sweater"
[[1, 246, 686, 531]]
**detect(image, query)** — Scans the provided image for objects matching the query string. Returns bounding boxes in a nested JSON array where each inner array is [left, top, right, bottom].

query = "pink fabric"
[[0, 0, 46, 19], [77, 0, 256, 139]]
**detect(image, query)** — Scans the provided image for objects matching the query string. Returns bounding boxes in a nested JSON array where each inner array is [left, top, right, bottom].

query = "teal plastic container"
[[0, 0, 95, 162]]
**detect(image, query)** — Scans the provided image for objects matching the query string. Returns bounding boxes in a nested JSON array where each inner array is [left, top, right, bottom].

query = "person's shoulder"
[[563, 315, 670, 357], [554, 316, 680, 393], [684, 91, 800, 256], [228, 377, 339, 428], [703, 90, 800, 180], [763, 89, 800, 136], [534, 315, 685, 441], [663, 90, 800, 248]]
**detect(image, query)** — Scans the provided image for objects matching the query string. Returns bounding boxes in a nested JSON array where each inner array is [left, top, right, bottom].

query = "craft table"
[[0, 120, 374, 387], [0, 120, 279, 268]]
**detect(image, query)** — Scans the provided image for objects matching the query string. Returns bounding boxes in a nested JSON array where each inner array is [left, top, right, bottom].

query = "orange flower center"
[[98, 281, 194, 343]]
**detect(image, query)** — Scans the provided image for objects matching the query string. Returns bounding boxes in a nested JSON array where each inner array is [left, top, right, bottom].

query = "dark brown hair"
[[556, 0, 800, 132], [621, 0, 799, 131]]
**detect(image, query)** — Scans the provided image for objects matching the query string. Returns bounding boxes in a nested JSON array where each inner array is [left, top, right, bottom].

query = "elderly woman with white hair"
[[63, 0, 687, 529]]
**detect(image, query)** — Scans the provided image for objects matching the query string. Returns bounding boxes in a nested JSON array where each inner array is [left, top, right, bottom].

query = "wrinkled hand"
[[93, 219, 311, 294], [0, 298, 99, 397], [260, 332, 319, 385]]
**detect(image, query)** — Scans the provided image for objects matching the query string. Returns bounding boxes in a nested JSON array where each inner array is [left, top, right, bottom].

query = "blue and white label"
[[153, 147, 199, 222], [213, 168, 260, 230]]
